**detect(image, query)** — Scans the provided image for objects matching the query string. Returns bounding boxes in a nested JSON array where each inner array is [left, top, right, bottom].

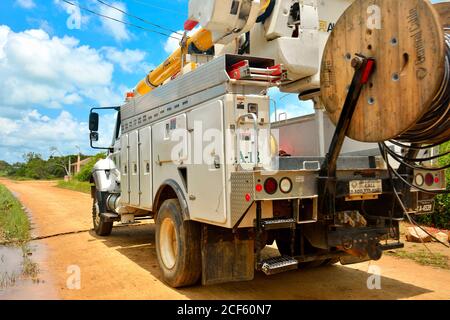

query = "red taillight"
[[425, 173, 434, 186], [435, 176, 440, 184], [245, 193, 251, 202], [264, 178, 278, 195], [255, 184, 263, 192]]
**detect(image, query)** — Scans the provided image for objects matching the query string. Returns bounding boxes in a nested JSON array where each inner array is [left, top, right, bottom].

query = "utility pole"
[[75, 145, 81, 174], [68, 157, 72, 178]]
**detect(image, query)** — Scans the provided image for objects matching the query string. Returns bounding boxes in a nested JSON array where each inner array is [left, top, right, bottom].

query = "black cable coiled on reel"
[[379, 31, 450, 194]]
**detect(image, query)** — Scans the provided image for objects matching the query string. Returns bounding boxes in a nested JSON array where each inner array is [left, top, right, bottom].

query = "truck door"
[[120, 133, 130, 204], [139, 126, 152, 209], [129, 130, 140, 207], [187, 100, 227, 224]]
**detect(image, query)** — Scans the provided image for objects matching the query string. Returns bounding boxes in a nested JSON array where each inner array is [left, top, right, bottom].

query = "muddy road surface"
[[1, 179, 450, 300]]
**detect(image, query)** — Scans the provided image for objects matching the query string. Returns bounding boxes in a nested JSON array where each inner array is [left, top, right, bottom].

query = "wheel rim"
[[159, 218, 178, 269]]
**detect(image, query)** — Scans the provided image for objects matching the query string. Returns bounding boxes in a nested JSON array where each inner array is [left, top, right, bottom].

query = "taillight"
[[279, 177, 293, 193], [425, 173, 434, 186], [415, 173, 424, 186], [264, 178, 278, 195]]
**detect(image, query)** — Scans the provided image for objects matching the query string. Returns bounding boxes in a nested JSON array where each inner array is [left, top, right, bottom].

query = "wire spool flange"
[[320, 0, 446, 143]]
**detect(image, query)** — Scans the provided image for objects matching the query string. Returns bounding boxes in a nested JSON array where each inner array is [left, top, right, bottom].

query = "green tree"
[[75, 153, 106, 182], [0, 160, 11, 176]]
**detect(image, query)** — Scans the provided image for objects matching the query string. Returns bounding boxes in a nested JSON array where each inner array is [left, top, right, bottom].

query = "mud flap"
[[201, 225, 254, 286]]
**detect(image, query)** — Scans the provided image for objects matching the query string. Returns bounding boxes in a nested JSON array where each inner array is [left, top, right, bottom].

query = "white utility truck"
[[88, 0, 449, 287]]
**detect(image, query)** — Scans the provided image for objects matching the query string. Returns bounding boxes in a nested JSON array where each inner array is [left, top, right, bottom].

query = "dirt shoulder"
[[1, 179, 450, 300]]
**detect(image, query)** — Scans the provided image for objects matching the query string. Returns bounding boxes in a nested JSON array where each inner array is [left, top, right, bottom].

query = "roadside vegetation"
[[0, 184, 39, 288], [0, 184, 30, 243], [57, 180, 92, 194], [387, 249, 449, 270], [0, 152, 105, 195], [1, 152, 88, 181], [56, 153, 105, 194]]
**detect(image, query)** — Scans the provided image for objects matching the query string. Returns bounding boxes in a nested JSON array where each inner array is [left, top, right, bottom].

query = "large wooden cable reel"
[[320, 0, 448, 143]]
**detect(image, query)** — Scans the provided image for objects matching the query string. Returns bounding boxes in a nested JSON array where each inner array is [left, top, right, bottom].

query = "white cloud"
[[98, 1, 130, 42], [102, 47, 151, 73], [0, 110, 89, 162], [15, 0, 35, 9], [164, 32, 181, 54], [0, 25, 136, 162], [0, 108, 118, 163], [163, 28, 198, 54], [0, 25, 122, 110], [0, 108, 119, 162]]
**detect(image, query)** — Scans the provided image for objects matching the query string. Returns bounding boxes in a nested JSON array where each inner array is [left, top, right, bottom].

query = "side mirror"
[[89, 112, 99, 132], [90, 132, 99, 142]]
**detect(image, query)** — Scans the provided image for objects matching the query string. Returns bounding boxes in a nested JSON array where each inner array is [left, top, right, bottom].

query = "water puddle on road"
[[0, 242, 58, 299]]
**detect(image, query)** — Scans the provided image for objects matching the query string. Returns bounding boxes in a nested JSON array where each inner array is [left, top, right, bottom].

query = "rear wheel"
[[92, 194, 113, 236], [155, 199, 201, 288]]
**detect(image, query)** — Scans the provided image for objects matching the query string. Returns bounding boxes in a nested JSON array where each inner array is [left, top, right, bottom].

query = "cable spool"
[[320, 0, 449, 144]]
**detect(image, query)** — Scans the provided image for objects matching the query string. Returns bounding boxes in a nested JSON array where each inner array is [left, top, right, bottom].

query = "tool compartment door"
[[120, 134, 129, 204], [139, 126, 152, 209], [187, 100, 227, 224], [152, 114, 188, 203], [129, 130, 140, 207]]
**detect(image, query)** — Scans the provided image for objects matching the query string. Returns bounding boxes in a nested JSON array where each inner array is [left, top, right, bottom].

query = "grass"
[[0, 245, 40, 289], [21, 244, 39, 279], [0, 184, 30, 243], [0, 271, 18, 289], [56, 179, 91, 194], [387, 249, 450, 270], [0, 185, 39, 288]]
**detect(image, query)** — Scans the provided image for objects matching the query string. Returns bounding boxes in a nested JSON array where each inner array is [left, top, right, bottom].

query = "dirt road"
[[1, 179, 450, 300]]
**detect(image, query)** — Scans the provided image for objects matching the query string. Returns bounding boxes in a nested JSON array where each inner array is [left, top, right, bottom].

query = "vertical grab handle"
[[236, 113, 259, 168]]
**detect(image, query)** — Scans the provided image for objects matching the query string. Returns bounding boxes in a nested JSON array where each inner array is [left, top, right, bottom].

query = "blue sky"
[[0, 0, 195, 163], [0, 0, 446, 163]]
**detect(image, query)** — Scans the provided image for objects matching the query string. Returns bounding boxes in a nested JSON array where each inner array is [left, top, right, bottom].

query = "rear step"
[[261, 256, 299, 275], [260, 218, 295, 230]]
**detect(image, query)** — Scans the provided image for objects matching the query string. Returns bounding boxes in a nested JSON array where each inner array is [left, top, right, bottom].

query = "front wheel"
[[155, 199, 201, 288], [92, 194, 113, 236]]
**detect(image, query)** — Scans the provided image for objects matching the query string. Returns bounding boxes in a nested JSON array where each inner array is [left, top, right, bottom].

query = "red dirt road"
[[1, 179, 450, 300]]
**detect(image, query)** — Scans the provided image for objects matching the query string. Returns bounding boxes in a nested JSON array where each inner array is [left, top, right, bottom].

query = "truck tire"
[[155, 199, 201, 288], [92, 197, 113, 236]]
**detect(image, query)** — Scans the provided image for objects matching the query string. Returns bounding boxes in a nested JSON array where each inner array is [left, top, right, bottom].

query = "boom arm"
[[134, 0, 269, 96]]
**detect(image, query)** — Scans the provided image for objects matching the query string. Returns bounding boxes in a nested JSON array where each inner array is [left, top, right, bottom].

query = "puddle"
[[0, 246, 22, 288], [0, 243, 58, 300], [0, 191, 58, 299]]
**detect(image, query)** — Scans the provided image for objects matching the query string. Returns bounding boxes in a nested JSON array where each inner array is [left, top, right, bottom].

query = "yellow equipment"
[[134, 0, 271, 96]]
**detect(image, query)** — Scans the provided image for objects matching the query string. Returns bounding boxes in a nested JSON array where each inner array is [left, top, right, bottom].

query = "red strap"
[[361, 59, 375, 84]]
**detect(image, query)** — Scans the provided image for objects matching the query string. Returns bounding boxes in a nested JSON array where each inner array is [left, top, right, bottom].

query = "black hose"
[[396, 33, 450, 145], [380, 33, 450, 195]]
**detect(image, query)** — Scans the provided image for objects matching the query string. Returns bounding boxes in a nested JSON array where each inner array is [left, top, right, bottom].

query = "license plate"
[[349, 179, 382, 195], [416, 200, 435, 215]]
